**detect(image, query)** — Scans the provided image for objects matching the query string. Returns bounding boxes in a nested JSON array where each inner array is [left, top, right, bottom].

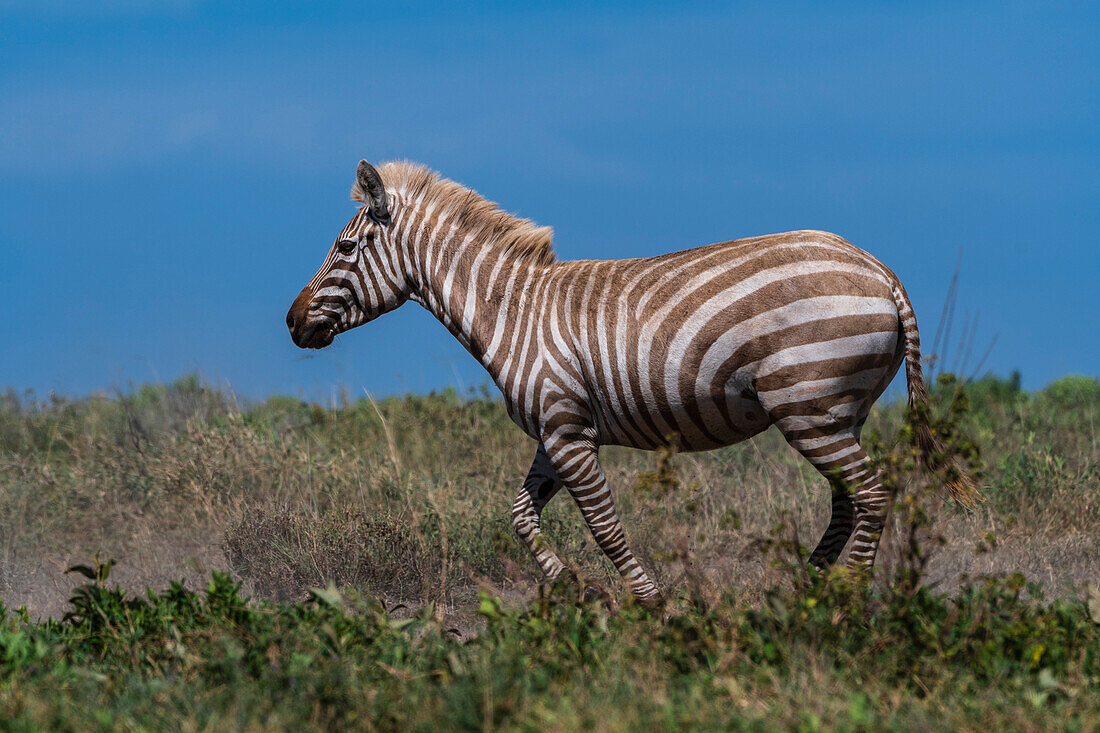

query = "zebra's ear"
[[356, 160, 391, 225]]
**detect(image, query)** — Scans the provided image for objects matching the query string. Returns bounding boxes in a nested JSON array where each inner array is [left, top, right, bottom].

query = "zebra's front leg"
[[511, 444, 566, 579], [543, 439, 664, 609]]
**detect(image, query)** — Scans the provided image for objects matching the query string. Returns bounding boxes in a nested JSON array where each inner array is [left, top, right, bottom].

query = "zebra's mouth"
[[291, 321, 337, 349]]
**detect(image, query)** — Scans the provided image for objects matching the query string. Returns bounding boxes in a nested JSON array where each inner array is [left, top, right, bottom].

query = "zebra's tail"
[[891, 282, 982, 508]]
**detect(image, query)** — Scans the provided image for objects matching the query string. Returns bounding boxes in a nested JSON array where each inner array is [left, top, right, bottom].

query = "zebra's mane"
[[351, 161, 556, 267]]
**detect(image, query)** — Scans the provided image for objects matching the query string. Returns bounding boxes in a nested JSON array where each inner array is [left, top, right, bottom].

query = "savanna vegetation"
[[1, 372, 1098, 730]]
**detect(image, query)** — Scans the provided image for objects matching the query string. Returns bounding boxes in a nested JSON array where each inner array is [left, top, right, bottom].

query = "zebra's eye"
[[336, 239, 357, 255]]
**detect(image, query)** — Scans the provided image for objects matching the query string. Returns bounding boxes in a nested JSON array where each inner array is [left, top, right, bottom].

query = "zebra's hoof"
[[636, 591, 666, 612], [582, 584, 608, 604], [582, 584, 617, 614]]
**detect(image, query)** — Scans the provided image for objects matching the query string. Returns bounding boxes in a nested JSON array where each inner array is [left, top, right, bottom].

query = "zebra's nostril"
[[286, 311, 296, 330]]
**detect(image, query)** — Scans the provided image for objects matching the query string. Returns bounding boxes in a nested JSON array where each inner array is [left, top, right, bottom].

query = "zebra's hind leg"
[[808, 480, 855, 568], [842, 450, 891, 569], [783, 428, 891, 570], [512, 444, 567, 580]]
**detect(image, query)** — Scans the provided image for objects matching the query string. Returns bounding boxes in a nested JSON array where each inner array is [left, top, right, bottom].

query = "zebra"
[[286, 159, 978, 608]]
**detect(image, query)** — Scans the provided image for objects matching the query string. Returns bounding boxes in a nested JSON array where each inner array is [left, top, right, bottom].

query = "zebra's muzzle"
[[287, 289, 336, 349]]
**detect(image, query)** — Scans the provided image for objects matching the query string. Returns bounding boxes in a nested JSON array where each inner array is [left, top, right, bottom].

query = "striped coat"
[[287, 160, 977, 607]]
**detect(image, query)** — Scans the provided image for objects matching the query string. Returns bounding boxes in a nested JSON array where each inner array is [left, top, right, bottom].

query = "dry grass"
[[1, 373, 1098, 622]]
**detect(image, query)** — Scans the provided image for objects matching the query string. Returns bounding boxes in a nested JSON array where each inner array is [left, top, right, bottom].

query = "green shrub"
[[1039, 375, 1100, 409], [2, 558, 1099, 731]]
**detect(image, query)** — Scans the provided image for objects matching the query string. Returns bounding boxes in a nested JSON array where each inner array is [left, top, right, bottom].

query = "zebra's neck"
[[391, 188, 551, 386]]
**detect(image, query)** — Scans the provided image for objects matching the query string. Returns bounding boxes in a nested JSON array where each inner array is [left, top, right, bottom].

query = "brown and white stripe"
[[286, 159, 978, 607]]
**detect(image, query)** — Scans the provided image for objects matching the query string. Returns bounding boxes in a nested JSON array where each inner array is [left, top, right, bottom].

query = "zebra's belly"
[[590, 368, 772, 452]]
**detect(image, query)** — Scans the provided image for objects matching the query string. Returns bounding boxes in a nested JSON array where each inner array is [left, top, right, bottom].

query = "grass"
[[2, 554, 1099, 729], [1, 372, 1098, 729]]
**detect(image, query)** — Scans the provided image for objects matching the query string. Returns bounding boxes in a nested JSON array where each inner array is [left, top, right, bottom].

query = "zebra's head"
[[286, 160, 408, 349]]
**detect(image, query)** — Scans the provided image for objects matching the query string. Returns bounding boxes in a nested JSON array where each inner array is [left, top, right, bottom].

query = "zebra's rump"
[[560, 231, 905, 451]]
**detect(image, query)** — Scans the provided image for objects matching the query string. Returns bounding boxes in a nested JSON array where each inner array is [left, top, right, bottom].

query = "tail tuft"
[[893, 283, 983, 509], [913, 409, 983, 509]]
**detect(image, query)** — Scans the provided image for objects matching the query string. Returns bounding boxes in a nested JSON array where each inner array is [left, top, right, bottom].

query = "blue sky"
[[1, 1, 1096, 400]]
